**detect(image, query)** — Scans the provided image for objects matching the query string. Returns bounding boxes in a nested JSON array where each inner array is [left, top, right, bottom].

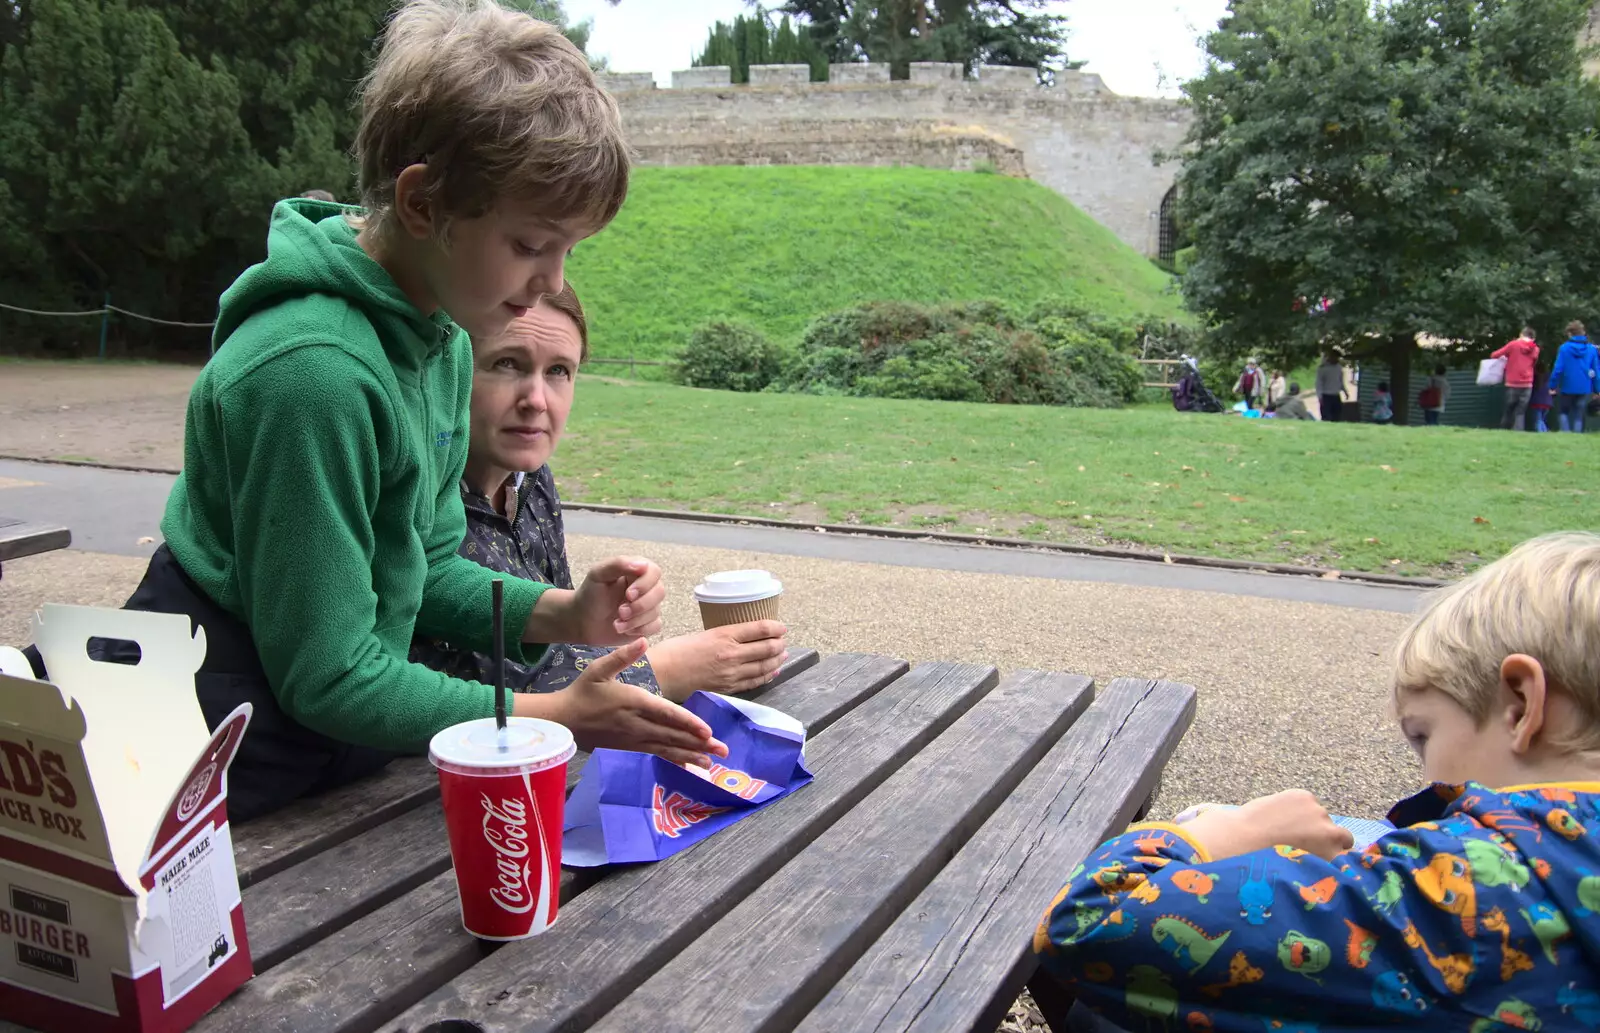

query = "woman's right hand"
[[523, 639, 728, 768], [648, 621, 790, 702]]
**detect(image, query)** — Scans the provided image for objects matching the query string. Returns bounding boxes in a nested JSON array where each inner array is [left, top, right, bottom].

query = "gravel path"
[[0, 360, 196, 469]]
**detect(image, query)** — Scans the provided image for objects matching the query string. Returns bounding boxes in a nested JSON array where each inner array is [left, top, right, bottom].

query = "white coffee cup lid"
[[429, 717, 575, 773], [693, 569, 783, 604]]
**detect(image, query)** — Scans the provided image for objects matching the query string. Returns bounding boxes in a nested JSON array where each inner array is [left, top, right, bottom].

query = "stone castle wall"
[[601, 65, 1190, 254]]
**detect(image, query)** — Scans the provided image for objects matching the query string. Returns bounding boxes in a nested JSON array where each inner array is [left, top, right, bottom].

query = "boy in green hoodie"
[[57, 0, 725, 821]]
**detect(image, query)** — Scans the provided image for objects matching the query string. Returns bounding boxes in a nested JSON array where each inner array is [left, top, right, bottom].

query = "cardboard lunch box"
[[0, 604, 253, 1033]]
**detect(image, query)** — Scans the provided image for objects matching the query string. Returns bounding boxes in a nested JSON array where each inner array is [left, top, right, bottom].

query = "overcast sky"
[[564, 0, 1233, 98]]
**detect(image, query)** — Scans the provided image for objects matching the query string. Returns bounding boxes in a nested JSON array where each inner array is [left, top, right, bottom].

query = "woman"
[[412, 286, 789, 701]]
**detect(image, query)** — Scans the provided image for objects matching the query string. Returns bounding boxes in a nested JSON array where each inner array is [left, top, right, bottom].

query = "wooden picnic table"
[[4, 650, 1195, 1033], [0, 518, 70, 581], [0, 518, 70, 562]]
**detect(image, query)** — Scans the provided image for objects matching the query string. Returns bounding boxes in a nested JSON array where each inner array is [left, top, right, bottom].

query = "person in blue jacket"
[[1550, 320, 1599, 433], [1034, 532, 1600, 1032]]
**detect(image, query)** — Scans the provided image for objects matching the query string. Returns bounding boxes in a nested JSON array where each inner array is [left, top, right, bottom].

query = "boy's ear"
[[1499, 653, 1547, 754], [393, 163, 435, 240]]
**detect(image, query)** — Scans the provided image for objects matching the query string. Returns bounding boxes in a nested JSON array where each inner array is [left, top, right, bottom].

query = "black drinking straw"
[[491, 578, 507, 740]]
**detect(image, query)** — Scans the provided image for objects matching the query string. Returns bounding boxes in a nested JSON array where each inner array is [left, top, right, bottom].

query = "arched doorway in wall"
[[1157, 186, 1178, 264]]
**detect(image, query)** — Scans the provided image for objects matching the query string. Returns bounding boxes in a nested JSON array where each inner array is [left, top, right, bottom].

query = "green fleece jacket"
[[161, 197, 548, 750]]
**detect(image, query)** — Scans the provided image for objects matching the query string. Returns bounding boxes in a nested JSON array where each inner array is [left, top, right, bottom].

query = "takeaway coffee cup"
[[694, 569, 783, 629], [429, 717, 575, 940]]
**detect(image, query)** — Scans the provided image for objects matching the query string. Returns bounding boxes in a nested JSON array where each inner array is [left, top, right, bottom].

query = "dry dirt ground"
[[0, 359, 197, 468], [0, 360, 1421, 1031]]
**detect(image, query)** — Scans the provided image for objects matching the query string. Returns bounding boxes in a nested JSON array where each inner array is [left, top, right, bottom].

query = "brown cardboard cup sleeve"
[[692, 570, 783, 630]]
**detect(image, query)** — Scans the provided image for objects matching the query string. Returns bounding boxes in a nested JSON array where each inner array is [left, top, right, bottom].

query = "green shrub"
[[775, 299, 1143, 408], [674, 322, 788, 393], [1032, 318, 1143, 403]]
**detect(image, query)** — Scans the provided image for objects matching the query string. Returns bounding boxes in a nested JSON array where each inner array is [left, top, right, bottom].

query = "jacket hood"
[[212, 198, 452, 358]]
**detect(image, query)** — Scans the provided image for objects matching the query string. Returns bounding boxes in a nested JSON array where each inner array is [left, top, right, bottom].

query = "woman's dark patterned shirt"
[[408, 466, 660, 694]]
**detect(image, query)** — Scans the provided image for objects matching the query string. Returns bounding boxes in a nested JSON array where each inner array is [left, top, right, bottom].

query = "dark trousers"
[[1502, 387, 1532, 430], [1319, 394, 1343, 422], [1028, 971, 1129, 1033], [27, 546, 396, 822], [1424, 409, 1441, 425]]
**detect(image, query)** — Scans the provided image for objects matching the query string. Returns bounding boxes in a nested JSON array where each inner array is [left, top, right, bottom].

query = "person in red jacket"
[[1492, 327, 1540, 429]]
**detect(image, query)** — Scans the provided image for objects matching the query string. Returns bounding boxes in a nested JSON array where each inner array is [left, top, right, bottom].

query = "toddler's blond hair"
[[1393, 531, 1600, 751], [355, 0, 629, 238]]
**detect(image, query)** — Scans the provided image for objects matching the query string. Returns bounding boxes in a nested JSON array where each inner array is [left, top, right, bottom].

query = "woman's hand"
[[649, 621, 789, 702], [526, 556, 666, 646], [522, 639, 728, 768]]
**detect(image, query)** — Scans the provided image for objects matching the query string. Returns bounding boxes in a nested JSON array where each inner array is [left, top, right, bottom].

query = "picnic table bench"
[[0, 518, 70, 580], [2, 650, 1195, 1033]]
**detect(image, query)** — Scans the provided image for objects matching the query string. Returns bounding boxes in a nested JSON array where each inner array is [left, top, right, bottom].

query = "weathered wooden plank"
[[197, 868, 596, 1033], [204, 652, 901, 1033], [795, 677, 1197, 1033], [229, 648, 820, 888], [241, 799, 455, 972], [741, 647, 884, 732], [0, 520, 70, 562], [233, 757, 438, 888], [380, 659, 989, 1033], [533, 670, 1094, 1033], [765, 644, 820, 689]]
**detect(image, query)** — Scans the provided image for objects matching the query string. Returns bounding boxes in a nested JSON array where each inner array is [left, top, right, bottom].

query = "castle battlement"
[[604, 63, 1118, 95], [599, 64, 1189, 254]]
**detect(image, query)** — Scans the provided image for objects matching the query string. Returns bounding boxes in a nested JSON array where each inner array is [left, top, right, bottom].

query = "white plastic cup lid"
[[429, 717, 575, 773], [693, 569, 783, 604]]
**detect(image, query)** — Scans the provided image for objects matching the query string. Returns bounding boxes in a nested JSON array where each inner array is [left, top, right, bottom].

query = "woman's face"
[[469, 302, 583, 476]]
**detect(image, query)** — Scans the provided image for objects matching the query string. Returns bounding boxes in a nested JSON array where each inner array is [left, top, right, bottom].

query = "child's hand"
[[1180, 789, 1354, 861], [535, 640, 728, 768]]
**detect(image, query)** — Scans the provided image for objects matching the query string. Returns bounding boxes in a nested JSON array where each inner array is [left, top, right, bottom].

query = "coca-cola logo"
[[480, 793, 534, 915]]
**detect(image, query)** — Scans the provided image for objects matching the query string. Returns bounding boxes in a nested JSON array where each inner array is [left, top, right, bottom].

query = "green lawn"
[[555, 380, 1597, 577], [565, 166, 1187, 366]]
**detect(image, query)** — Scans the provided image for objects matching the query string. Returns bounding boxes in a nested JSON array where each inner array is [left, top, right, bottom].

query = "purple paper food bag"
[[562, 691, 813, 867]]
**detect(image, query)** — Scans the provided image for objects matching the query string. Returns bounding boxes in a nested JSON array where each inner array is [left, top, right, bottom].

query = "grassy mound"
[[566, 166, 1186, 365]]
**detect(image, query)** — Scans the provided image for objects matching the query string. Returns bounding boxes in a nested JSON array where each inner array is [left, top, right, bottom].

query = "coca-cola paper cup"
[[429, 717, 575, 940]]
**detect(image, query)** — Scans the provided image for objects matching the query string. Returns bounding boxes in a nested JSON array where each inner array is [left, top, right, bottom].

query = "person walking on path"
[[1418, 365, 1450, 425], [1551, 320, 1599, 433], [1315, 351, 1347, 422], [1234, 359, 1265, 410], [1492, 327, 1539, 429]]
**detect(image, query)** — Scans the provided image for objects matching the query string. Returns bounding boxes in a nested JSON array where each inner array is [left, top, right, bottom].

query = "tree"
[[0, 0, 603, 357], [1177, 0, 1600, 420], [760, 0, 1070, 80], [694, 8, 827, 82], [0, 0, 275, 350]]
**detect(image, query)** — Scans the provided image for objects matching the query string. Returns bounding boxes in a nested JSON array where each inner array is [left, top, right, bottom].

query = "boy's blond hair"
[[355, 0, 629, 238], [1393, 532, 1600, 751]]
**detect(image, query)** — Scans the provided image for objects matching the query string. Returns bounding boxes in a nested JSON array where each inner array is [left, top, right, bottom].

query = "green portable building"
[[1353, 361, 1510, 428]]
